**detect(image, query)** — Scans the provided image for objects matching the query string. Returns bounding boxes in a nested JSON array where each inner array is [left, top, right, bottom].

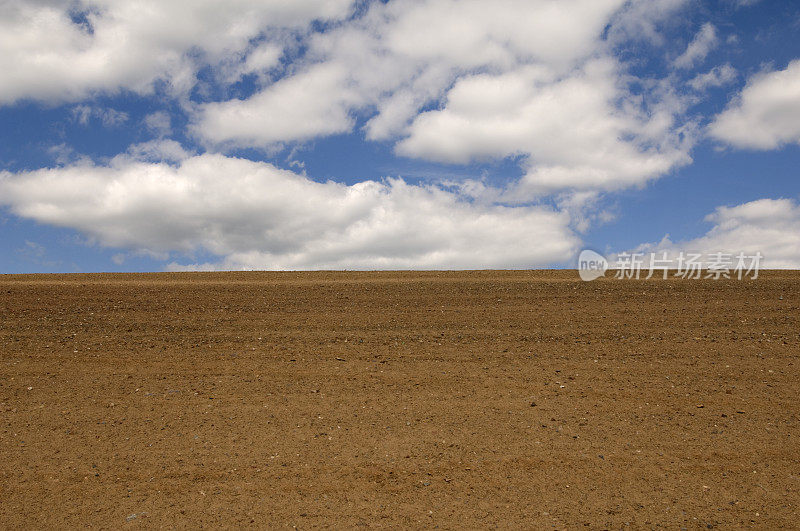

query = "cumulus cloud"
[[0, 154, 579, 270], [229, 44, 284, 84], [688, 64, 737, 91], [197, 63, 360, 146], [117, 139, 193, 164], [195, 0, 629, 145], [709, 60, 800, 149], [623, 198, 800, 268], [606, 0, 688, 45], [0, 0, 738, 271], [397, 58, 692, 194], [193, 0, 692, 195], [0, 0, 353, 104], [674, 23, 717, 70], [72, 105, 129, 127], [143, 112, 172, 137]]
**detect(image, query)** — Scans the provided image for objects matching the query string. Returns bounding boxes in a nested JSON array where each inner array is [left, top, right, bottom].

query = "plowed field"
[[1, 271, 798, 527]]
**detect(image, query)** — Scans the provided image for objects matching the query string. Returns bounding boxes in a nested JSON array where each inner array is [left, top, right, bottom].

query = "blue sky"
[[0, 0, 799, 272]]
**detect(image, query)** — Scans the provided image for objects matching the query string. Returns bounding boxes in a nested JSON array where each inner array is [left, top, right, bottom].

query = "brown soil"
[[1, 271, 798, 528]]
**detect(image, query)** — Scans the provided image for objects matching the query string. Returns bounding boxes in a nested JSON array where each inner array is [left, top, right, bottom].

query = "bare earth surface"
[[0, 271, 798, 528]]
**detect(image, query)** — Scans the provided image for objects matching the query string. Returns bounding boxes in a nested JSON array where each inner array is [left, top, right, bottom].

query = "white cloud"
[[193, 0, 693, 195], [195, 0, 629, 147], [144, 111, 172, 137], [71, 106, 93, 126], [624, 198, 800, 268], [0, 153, 579, 270], [0, 0, 353, 104], [397, 58, 692, 194], [606, 0, 688, 45], [232, 44, 284, 83], [72, 105, 129, 127], [709, 60, 800, 149], [196, 63, 360, 146], [116, 139, 193, 164], [555, 190, 616, 234], [688, 63, 737, 91], [674, 23, 717, 70]]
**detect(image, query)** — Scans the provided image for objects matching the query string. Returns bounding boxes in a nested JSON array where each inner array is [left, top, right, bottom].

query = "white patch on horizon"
[[619, 198, 800, 269]]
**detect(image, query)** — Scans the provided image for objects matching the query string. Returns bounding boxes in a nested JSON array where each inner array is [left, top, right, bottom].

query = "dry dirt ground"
[[0, 271, 798, 528]]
